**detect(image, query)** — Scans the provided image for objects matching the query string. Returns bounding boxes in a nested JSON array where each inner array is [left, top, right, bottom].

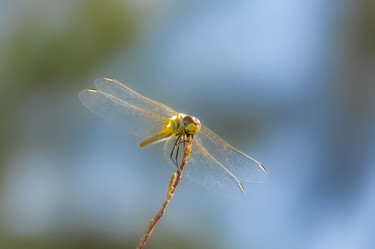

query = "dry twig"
[[136, 136, 193, 249]]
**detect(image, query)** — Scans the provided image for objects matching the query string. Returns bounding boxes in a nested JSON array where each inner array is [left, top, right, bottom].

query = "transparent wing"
[[94, 78, 177, 117], [163, 136, 249, 199], [196, 125, 267, 183], [79, 77, 177, 138]]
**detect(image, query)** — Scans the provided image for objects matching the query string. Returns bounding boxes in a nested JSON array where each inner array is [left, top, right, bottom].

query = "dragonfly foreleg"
[[170, 135, 181, 167], [175, 140, 181, 167]]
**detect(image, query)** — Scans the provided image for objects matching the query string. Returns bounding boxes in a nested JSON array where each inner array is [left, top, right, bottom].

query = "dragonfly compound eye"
[[182, 115, 201, 135]]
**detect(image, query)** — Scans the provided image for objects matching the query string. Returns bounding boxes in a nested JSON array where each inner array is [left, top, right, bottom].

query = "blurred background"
[[1, 0, 374, 248]]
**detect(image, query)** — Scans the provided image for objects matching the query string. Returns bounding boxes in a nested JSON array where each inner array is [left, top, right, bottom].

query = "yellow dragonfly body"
[[79, 77, 267, 198], [138, 113, 201, 148]]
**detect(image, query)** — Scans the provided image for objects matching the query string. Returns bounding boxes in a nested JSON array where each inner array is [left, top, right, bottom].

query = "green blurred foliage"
[[357, 0, 375, 53], [0, 1, 139, 246], [0, 0, 138, 167], [1, 0, 137, 88]]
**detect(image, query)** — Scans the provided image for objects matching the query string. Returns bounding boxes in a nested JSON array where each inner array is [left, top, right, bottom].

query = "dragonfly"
[[79, 77, 267, 199]]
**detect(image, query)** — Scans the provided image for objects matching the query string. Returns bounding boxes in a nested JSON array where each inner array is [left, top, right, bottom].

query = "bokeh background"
[[1, 0, 375, 248]]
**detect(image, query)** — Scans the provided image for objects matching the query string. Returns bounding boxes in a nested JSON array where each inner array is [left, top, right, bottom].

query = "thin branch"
[[136, 136, 193, 249]]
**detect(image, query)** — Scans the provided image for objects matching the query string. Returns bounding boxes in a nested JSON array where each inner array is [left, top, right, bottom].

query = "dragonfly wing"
[[195, 125, 267, 183], [79, 87, 170, 138], [163, 136, 246, 199], [94, 78, 177, 117]]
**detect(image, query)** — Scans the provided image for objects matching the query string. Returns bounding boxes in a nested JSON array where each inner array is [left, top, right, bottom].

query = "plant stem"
[[136, 136, 192, 249]]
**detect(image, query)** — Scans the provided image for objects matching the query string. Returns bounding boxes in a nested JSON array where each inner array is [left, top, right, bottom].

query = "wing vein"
[[193, 140, 244, 193], [99, 78, 177, 116], [94, 89, 169, 122]]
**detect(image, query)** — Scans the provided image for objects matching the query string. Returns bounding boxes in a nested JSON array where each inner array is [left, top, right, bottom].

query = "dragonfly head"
[[181, 115, 201, 135]]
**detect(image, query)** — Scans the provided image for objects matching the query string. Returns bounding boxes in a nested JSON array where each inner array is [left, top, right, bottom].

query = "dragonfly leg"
[[175, 140, 181, 166], [174, 134, 190, 166], [175, 134, 190, 146], [170, 135, 181, 167], [170, 134, 190, 168]]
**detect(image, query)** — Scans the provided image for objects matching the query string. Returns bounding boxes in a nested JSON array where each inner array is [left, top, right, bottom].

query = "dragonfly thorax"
[[171, 113, 201, 136]]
